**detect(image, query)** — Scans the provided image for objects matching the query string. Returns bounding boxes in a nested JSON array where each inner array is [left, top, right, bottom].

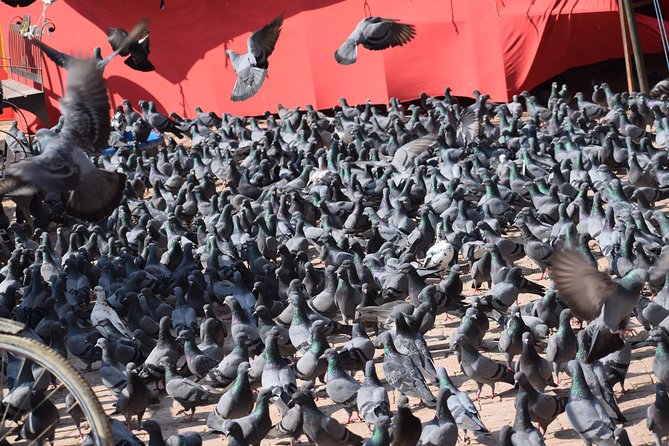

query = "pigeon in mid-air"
[[226, 14, 284, 101], [552, 249, 669, 362], [31, 19, 148, 72], [334, 17, 416, 65], [0, 58, 127, 220], [108, 22, 154, 72]]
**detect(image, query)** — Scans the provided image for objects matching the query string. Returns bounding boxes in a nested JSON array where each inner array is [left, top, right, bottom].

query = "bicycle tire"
[[0, 333, 112, 444]]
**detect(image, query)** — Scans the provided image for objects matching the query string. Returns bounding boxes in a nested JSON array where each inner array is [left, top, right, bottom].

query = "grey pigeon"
[[177, 330, 218, 379], [334, 17, 416, 65], [221, 389, 274, 445], [96, 338, 127, 397], [138, 316, 182, 388], [375, 331, 436, 406], [226, 15, 283, 101], [288, 390, 364, 446], [452, 335, 514, 399], [514, 371, 566, 435], [0, 59, 126, 221], [357, 360, 390, 428], [115, 363, 151, 428], [207, 362, 254, 432], [417, 388, 458, 446], [295, 320, 329, 381], [510, 392, 546, 446], [206, 332, 250, 387], [648, 383, 669, 446], [392, 312, 438, 383], [389, 395, 421, 446], [364, 416, 391, 446], [162, 358, 220, 421], [225, 421, 250, 446], [437, 367, 489, 439], [498, 306, 532, 368], [17, 390, 59, 445], [323, 348, 361, 423], [261, 329, 296, 393], [553, 249, 669, 360], [515, 332, 555, 391], [566, 360, 617, 446], [545, 308, 577, 384]]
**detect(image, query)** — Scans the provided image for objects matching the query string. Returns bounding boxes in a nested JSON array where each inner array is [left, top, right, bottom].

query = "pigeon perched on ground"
[[335, 17, 416, 65], [226, 15, 283, 101]]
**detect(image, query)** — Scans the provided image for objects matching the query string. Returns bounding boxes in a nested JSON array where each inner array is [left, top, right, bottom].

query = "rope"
[[363, 0, 371, 18], [652, 0, 669, 71]]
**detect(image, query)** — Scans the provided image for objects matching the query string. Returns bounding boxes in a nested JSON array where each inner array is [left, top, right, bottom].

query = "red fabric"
[[0, 0, 666, 128]]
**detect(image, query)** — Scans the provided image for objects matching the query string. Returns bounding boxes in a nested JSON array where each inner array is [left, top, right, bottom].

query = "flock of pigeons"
[[2, 9, 669, 446]]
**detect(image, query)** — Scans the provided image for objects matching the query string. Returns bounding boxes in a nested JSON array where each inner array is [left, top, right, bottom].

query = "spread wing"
[[248, 14, 283, 66], [58, 59, 111, 153], [32, 39, 72, 68], [361, 18, 416, 51], [552, 250, 619, 321]]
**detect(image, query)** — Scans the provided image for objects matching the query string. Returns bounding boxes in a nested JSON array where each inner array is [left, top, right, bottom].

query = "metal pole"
[[618, 0, 635, 93], [621, 0, 649, 93]]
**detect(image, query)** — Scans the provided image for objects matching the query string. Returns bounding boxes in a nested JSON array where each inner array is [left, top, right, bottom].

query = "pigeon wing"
[[552, 250, 619, 321], [361, 19, 416, 50], [248, 14, 284, 66]]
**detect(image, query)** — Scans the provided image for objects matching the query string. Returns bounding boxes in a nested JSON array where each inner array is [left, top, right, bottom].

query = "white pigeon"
[[423, 222, 456, 270], [91, 286, 134, 339]]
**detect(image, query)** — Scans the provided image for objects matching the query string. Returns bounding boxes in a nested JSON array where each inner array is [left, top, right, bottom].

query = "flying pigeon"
[[334, 17, 416, 65], [226, 15, 283, 101], [0, 59, 126, 221]]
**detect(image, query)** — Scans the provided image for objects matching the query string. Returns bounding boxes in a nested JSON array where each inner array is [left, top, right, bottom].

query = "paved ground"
[[45, 261, 659, 446]]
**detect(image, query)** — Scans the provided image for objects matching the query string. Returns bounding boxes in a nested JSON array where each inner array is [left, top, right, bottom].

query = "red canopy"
[[0, 0, 667, 126]]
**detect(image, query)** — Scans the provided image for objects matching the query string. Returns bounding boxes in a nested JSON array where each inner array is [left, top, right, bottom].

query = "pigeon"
[[221, 388, 273, 445], [322, 348, 361, 423], [364, 415, 391, 446], [389, 395, 422, 446], [514, 371, 566, 435], [566, 360, 617, 445], [91, 286, 134, 339], [515, 331, 555, 391], [335, 17, 416, 65], [509, 392, 546, 446], [357, 360, 390, 428], [437, 367, 489, 439], [114, 363, 151, 428], [177, 330, 218, 379], [552, 249, 669, 362], [206, 362, 255, 432], [452, 334, 514, 399], [648, 383, 669, 446], [545, 308, 577, 384], [16, 390, 59, 445], [375, 331, 436, 406], [162, 358, 220, 421], [108, 22, 154, 71], [417, 388, 458, 446], [288, 390, 364, 446], [226, 15, 283, 101], [0, 59, 126, 221]]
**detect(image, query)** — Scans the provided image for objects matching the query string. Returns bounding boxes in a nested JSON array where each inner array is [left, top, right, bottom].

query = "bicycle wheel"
[[0, 331, 111, 445]]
